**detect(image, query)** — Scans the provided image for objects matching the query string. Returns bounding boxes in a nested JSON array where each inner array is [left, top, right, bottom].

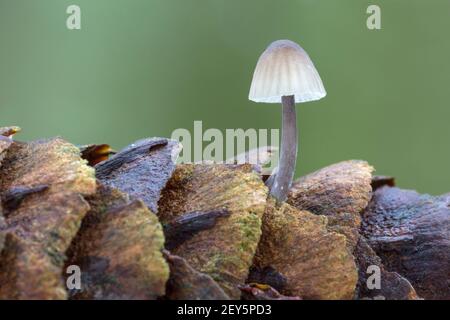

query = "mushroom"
[[249, 40, 326, 202]]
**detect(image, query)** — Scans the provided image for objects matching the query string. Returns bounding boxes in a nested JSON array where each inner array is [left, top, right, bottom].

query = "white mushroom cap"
[[249, 40, 326, 103]]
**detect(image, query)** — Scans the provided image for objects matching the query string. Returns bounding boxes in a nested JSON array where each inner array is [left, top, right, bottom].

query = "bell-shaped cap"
[[249, 40, 326, 103]]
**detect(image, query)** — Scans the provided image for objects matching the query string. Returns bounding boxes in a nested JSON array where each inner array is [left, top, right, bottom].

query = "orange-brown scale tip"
[[0, 126, 21, 139], [80, 144, 116, 166]]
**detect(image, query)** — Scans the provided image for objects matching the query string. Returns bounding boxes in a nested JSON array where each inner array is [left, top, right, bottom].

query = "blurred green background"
[[1, 0, 449, 194]]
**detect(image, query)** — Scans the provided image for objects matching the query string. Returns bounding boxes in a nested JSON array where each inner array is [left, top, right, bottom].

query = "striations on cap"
[[249, 40, 326, 104]]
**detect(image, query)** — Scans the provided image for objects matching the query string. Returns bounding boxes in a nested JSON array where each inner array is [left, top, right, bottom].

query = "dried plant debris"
[[354, 237, 419, 300], [2, 184, 49, 212], [361, 186, 450, 300], [252, 199, 358, 300], [163, 250, 230, 300], [96, 137, 181, 213], [0, 138, 95, 299], [66, 185, 168, 300], [239, 283, 301, 300], [288, 160, 374, 217], [79, 144, 116, 166], [371, 176, 395, 191], [158, 164, 268, 299], [163, 209, 231, 251]]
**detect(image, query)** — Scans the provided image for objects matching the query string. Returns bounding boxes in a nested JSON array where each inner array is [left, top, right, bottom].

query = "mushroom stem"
[[270, 95, 297, 202]]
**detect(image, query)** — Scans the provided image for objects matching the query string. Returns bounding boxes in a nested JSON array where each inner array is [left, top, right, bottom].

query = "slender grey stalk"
[[269, 95, 297, 202]]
